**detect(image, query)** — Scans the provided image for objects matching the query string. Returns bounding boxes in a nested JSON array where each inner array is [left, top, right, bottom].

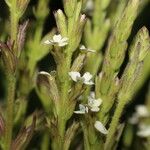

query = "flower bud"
[[37, 71, 60, 105], [54, 9, 67, 36], [33, 0, 49, 20], [11, 116, 36, 150], [17, 0, 30, 17], [129, 26, 150, 62], [63, 0, 77, 17], [17, 20, 29, 57], [0, 41, 17, 74]]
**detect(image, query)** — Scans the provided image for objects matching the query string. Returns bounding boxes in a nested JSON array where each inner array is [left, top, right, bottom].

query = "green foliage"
[[0, 0, 149, 150]]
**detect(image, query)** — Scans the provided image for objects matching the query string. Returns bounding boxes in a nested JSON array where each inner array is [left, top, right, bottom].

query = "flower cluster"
[[74, 92, 108, 135], [129, 104, 150, 124], [129, 104, 150, 137], [69, 71, 94, 85], [74, 92, 102, 114]]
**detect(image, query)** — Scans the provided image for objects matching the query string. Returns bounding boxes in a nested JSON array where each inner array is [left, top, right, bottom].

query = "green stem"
[[55, 51, 72, 150], [4, 74, 16, 150], [41, 132, 50, 150], [105, 101, 125, 150], [10, 0, 19, 55]]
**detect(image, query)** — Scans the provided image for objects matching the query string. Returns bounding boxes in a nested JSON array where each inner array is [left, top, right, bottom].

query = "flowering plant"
[[0, 0, 150, 150]]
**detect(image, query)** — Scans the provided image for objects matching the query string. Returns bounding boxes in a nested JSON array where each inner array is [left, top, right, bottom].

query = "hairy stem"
[[4, 74, 16, 150], [10, 0, 19, 55], [105, 101, 125, 150]]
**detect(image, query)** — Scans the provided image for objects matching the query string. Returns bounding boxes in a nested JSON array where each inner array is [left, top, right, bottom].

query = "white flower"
[[128, 113, 139, 124], [85, 0, 94, 12], [137, 124, 150, 138], [88, 92, 102, 112], [44, 34, 68, 47], [80, 45, 96, 53], [68, 71, 94, 85], [135, 105, 150, 117], [94, 121, 108, 135], [74, 104, 88, 114]]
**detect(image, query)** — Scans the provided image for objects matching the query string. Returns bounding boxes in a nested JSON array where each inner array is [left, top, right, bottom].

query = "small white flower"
[[94, 121, 108, 135], [88, 92, 102, 112], [74, 104, 88, 114], [82, 72, 94, 85], [68, 72, 80, 82], [44, 34, 68, 47], [68, 71, 94, 85], [135, 105, 150, 117], [80, 45, 96, 53], [128, 113, 139, 124], [137, 124, 150, 138], [85, 0, 94, 12]]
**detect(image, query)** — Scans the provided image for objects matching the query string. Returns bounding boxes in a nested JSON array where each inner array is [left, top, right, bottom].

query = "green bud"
[[55, 9, 67, 36], [11, 116, 36, 150], [17, 0, 30, 17], [118, 27, 150, 102], [37, 71, 60, 107], [115, 0, 140, 42], [84, 19, 92, 46], [17, 20, 29, 57], [33, 0, 49, 20], [36, 75, 52, 113], [0, 41, 17, 74], [100, 71, 113, 95], [101, 0, 111, 10], [14, 99, 27, 124], [75, 0, 83, 21], [5, 0, 11, 7], [76, 14, 87, 44], [63, 0, 77, 17], [110, 41, 128, 70], [71, 54, 86, 72], [64, 122, 79, 150], [118, 62, 143, 102], [69, 14, 86, 52], [129, 27, 150, 61]]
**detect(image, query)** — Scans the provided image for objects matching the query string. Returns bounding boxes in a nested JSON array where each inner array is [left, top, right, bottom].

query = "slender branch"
[[10, 0, 19, 55], [104, 101, 125, 150], [4, 74, 16, 150]]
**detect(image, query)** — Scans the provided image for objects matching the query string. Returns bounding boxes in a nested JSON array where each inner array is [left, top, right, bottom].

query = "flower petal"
[[137, 126, 150, 137], [90, 92, 95, 98], [74, 110, 86, 114], [53, 34, 62, 43], [74, 104, 88, 114], [84, 81, 94, 85], [87, 48, 96, 53], [136, 105, 150, 117], [69, 71, 81, 82], [58, 41, 68, 47], [95, 98, 102, 107], [94, 121, 108, 135], [82, 72, 93, 82], [90, 107, 100, 112], [61, 37, 68, 42], [79, 104, 88, 113], [44, 40, 51, 45], [80, 45, 86, 50], [88, 96, 102, 107], [128, 113, 139, 124], [38, 71, 50, 76]]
